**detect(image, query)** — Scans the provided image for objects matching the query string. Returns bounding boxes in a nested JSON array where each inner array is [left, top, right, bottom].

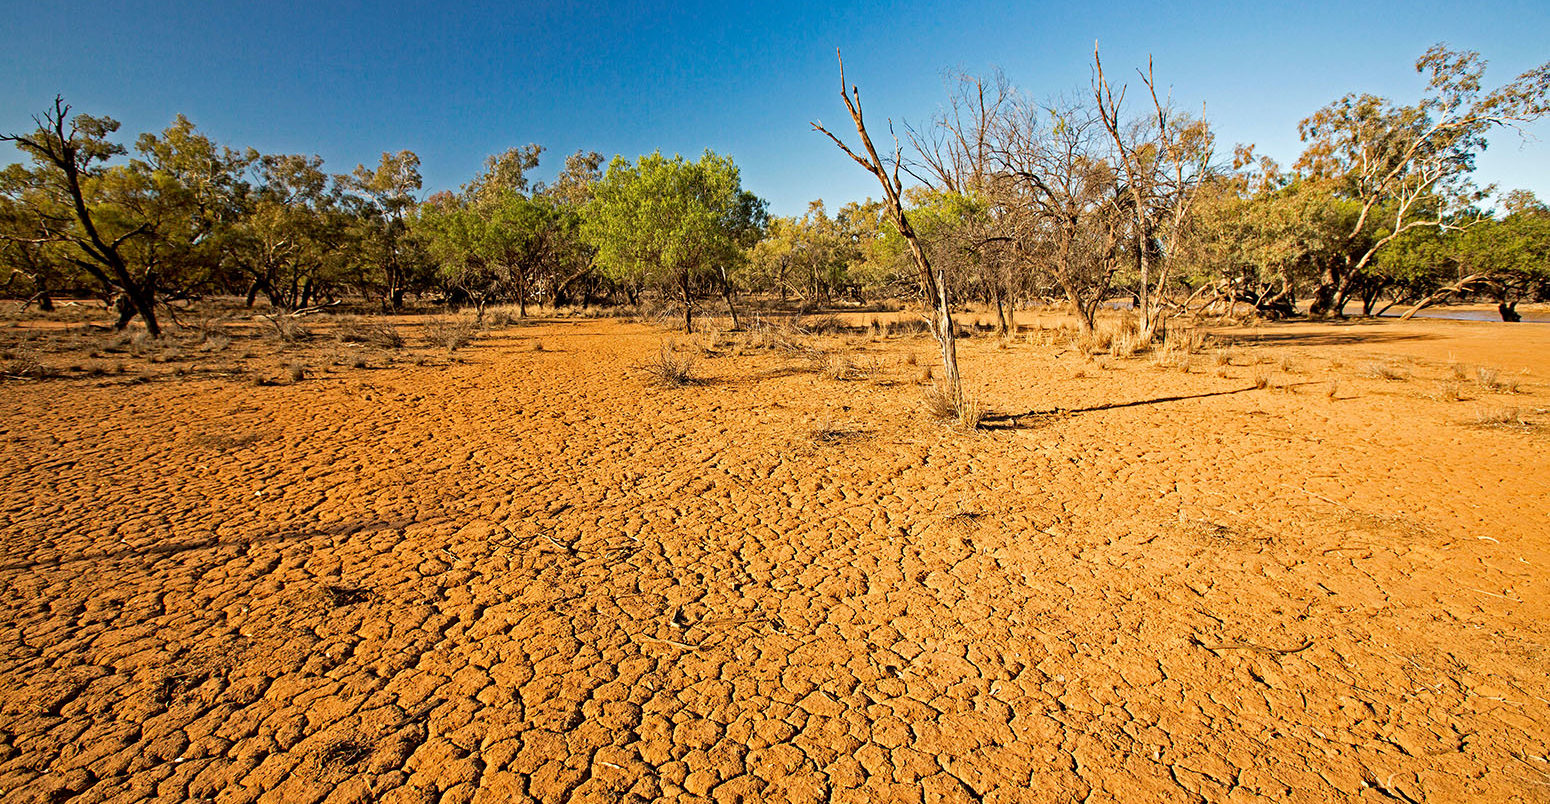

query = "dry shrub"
[[264, 315, 312, 343], [645, 341, 697, 387], [1448, 362, 1468, 381], [337, 318, 405, 349], [287, 363, 308, 383], [924, 384, 986, 429], [1359, 361, 1408, 381], [1469, 406, 1529, 429], [1, 351, 52, 379], [1278, 355, 1299, 373], [1475, 366, 1521, 394], [425, 316, 480, 351], [1212, 348, 1234, 367], [1250, 367, 1270, 389]]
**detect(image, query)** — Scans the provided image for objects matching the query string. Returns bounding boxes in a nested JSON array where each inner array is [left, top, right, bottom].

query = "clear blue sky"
[[2, 0, 1546, 216]]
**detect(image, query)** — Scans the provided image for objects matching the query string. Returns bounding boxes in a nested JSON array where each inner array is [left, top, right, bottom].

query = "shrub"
[[338, 319, 404, 349], [1359, 361, 1408, 381], [645, 342, 697, 387], [265, 315, 312, 343], [425, 316, 479, 351]]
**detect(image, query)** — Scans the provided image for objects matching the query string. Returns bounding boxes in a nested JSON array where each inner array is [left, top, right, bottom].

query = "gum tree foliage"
[[2, 99, 170, 333], [341, 150, 427, 310], [581, 150, 762, 332], [1383, 190, 1550, 320], [413, 146, 602, 317], [1295, 45, 1550, 316]]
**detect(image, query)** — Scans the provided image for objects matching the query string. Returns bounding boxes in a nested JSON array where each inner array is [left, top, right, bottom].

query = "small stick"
[[539, 533, 577, 556], [1191, 635, 1313, 655], [635, 634, 699, 650]]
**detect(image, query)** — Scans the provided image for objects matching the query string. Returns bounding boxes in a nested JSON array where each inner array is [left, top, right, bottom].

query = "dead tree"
[[812, 52, 964, 415]]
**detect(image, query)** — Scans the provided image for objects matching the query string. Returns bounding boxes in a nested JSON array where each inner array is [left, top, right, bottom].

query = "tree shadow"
[[1223, 319, 1440, 347], [979, 385, 1263, 430]]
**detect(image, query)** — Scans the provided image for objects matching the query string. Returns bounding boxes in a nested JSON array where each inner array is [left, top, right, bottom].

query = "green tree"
[[581, 150, 759, 332], [1296, 45, 1550, 316], [2, 98, 166, 333], [342, 150, 426, 309]]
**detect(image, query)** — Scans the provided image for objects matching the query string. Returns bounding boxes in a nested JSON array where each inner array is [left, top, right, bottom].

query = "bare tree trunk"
[[680, 270, 694, 333], [811, 52, 966, 417], [718, 266, 742, 330], [1399, 273, 1490, 321]]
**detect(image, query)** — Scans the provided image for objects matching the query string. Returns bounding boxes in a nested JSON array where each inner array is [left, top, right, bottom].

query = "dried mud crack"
[[1, 316, 1548, 803]]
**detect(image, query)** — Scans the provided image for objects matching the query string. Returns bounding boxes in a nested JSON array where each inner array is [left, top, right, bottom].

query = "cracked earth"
[[2, 311, 1548, 802]]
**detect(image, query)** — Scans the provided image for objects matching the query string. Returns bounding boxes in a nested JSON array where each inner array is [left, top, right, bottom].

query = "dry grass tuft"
[[425, 316, 480, 351], [1359, 361, 1409, 381], [923, 384, 986, 429], [1250, 367, 1271, 390], [1468, 406, 1531, 429], [1212, 348, 1234, 367], [645, 341, 698, 387], [1475, 366, 1522, 394], [1429, 379, 1469, 402]]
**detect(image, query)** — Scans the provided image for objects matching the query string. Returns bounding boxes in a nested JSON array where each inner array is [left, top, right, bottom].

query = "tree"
[[1296, 45, 1550, 316], [342, 150, 426, 310], [992, 94, 1124, 332], [813, 53, 965, 413], [2, 98, 165, 333], [1093, 47, 1216, 339], [581, 150, 757, 332]]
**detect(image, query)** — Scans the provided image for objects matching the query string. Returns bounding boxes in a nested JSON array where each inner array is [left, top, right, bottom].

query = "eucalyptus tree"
[[2, 98, 167, 333], [581, 150, 758, 332], [232, 152, 342, 309], [342, 150, 426, 309], [990, 94, 1125, 332], [1296, 45, 1550, 316], [1092, 48, 1216, 339]]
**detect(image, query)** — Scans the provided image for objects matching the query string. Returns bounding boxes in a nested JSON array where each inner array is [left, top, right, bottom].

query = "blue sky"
[[2, 0, 1546, 216]]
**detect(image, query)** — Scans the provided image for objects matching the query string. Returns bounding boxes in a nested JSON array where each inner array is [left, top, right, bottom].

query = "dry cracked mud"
[[2, 310, 1548, 802]]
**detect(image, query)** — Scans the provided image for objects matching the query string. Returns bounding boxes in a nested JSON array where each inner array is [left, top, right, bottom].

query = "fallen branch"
[[1191, 635, 1314, 655]]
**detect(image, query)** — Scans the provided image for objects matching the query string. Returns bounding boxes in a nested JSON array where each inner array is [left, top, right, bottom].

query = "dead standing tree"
[[812, 52, 965, 416], [1093, 46, 1215, 341]]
